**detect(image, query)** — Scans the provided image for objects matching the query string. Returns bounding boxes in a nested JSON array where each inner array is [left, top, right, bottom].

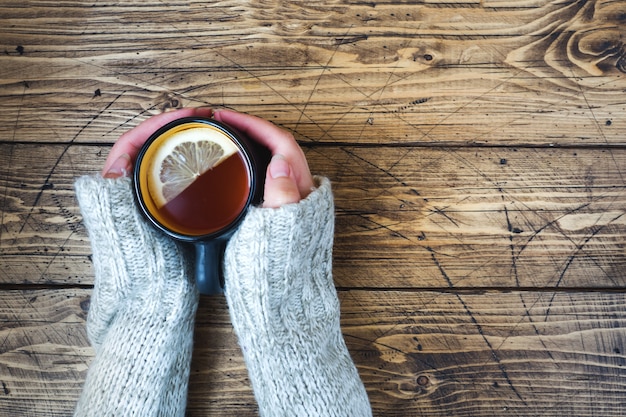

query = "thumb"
[[103, 153, 132, 179], [262, 155, 301, 208]]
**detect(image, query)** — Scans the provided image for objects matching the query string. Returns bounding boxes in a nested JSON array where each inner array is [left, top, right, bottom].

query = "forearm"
[[74, 303, 196, 417], [74, 176, 198, 417], [224, 177, 372, 417]]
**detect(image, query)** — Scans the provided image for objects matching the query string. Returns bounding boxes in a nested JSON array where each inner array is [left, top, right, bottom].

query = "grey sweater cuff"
[[225, 177, 372, 417], [74, 176, 198, 417], [74, 176, 197, 349]]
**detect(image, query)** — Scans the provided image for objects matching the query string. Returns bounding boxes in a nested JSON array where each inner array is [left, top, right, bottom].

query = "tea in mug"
[[136, 122, 252, 237]]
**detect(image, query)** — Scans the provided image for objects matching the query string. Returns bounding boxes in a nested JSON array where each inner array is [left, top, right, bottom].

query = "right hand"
[[213, 109, 315, 208]]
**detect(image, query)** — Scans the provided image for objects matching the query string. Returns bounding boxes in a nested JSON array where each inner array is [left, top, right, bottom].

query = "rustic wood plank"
[[0, 289, 90, 417], [2, 144, 624, 287], [2, 288, 626, 416], [340, 289, 626, 417], [1, 1, 625, 416], [327, 146, 626, 289], [1, 0, 624, 146]]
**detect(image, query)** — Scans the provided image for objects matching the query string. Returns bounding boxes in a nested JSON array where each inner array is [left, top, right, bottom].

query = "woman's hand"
[[102, 107, 314, 208], [213, 109, 314, 208]]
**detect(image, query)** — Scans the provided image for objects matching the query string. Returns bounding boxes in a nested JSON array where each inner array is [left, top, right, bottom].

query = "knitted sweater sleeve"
[[73, 176, 199, 417], [73, 175, 371, 417], [224, 177, 372, 417]]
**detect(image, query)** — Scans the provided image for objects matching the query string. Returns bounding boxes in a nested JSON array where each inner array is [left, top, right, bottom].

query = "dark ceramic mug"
[[133, 117, 270, 295]]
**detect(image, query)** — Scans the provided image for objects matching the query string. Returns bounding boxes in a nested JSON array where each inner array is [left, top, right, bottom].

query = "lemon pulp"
[[147, 126, 240, 208]]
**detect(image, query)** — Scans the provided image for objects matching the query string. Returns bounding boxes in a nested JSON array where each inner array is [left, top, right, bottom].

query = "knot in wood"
[[158, 92, 184, 112]]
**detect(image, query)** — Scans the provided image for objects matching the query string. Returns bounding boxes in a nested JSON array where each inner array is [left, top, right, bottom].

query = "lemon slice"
[[147, 126, 240, 208]]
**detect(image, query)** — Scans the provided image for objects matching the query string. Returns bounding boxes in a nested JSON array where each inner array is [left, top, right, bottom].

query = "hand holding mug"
[[101, 108, 315, 294], [102, 108, 314, 208]]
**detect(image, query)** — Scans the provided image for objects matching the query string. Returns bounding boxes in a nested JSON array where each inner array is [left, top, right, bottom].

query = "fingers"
[[262, 155, 301, 208], [101, 107, 213, 177], [213, 109, 314, 199], [101, 107, 315, 209]]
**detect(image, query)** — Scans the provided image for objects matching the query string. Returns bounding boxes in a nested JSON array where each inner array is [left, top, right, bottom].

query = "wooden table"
[[1, 1, 625, 416]]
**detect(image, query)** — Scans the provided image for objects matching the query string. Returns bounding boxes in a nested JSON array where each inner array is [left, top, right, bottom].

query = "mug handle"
[[194, 240, 226, 295]]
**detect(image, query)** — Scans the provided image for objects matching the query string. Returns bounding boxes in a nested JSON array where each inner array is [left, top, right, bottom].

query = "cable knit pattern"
[[73, 175, 371, 417], [224, 177, 372, 417], [73, 176, 199, 417]]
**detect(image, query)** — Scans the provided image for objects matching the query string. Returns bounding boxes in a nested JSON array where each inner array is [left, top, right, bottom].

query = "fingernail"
[[197, 106, 213, 114], [103, 153, 132, 179], [268, 154, 291, 179]]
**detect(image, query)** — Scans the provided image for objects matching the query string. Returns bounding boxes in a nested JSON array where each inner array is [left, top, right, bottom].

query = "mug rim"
[[132, 116, 257, 243]]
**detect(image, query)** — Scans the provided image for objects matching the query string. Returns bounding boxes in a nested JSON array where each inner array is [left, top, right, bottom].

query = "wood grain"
[[0, 289, 89, 417], [1, 0, 624, 146], [1, 0, 625, 415], [1, 144, 624, 288], [2, 289, 626, 417]]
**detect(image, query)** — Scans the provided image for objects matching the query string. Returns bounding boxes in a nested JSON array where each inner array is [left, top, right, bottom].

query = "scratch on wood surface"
[[342, 147, 411, 188], [500, 292, 560, 368], [294, 26, 354, 138], [572, 72, 625, 185], [544, 211, 626, 320], [356, 213, 411, 241], [504, 205, 521, 288], [341, 290, 468, 395], [428, 246, 527, 404], [428, 206, 460, 228], [334, 34, 368, 45], [14, 91, 126, 241], [0, 81, 28, 250]]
